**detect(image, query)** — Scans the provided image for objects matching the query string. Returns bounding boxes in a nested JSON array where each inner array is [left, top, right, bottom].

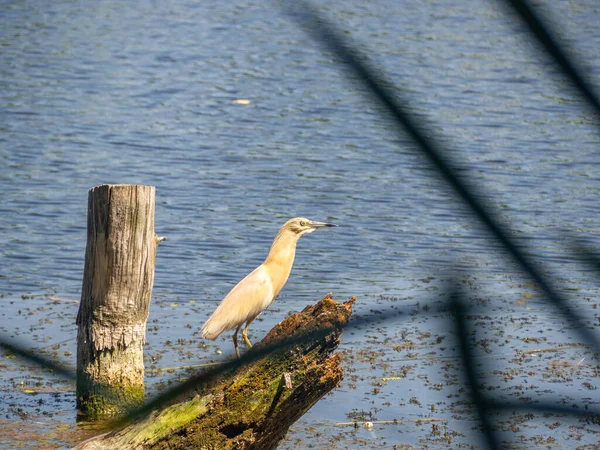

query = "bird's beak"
[[311, 221, 337, 229]]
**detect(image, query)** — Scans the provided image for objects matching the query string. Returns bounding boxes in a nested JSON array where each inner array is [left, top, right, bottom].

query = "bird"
[[201, 217, 337, 358]]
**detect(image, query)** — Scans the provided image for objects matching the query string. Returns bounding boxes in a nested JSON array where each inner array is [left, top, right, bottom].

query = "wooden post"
[[76, 184, 165, 418]]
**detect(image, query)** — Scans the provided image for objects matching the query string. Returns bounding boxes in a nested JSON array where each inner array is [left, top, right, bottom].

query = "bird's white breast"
[[250, 264, 275, 315]]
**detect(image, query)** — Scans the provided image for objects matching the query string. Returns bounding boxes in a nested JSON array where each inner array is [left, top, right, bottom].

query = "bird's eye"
[[299, 221, 306, 226]]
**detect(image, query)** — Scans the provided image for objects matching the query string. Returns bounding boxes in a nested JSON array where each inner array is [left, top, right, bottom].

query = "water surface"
[[1, 0, 599, 448]]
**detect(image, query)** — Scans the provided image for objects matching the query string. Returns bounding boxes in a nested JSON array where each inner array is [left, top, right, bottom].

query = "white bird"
[[201, 217, 336, 358]]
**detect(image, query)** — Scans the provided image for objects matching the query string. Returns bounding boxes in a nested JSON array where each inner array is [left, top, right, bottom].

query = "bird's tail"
[[201, 316, 223, 340]]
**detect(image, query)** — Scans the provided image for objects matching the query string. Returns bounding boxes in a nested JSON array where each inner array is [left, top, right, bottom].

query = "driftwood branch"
[[75, 293, 355, 450]]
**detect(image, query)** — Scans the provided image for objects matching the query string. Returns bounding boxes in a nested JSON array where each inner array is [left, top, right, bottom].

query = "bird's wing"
[[201, 264, 273, 340]]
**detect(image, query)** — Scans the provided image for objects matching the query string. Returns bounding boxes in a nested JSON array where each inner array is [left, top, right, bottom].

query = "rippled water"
[[1, 0, 599, 448]]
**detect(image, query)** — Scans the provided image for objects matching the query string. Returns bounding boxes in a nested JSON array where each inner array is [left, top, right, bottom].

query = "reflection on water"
[[1, 0, 599, 447]]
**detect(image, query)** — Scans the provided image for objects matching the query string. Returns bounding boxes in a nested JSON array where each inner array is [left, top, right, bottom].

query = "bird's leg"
[[232, 324, 242, 358], [242, 318, 255, 348]]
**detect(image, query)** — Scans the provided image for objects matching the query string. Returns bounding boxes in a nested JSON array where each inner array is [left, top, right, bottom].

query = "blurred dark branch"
[[503, 0, 600, 116], [2, 297, 434, 427], [111, 299, 436, 426], [0, 341, 75, 381], [288, 1, 600, 350], [452, 295, 501, 450]]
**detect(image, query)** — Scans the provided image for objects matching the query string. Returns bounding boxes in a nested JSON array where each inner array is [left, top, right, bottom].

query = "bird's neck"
[[265, 229, 299, 267], [264, 229, 299, 293]]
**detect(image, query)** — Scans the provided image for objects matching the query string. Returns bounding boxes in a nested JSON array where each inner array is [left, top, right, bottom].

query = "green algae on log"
[[74, 293, 355, 450]]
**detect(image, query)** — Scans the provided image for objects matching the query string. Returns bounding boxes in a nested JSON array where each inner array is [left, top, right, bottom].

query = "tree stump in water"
[[76, 184, 165, 418], [74, 293, 355, 450]]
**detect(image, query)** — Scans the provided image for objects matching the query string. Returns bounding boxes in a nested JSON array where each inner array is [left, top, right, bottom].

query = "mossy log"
[[74, 293, 355, 450]]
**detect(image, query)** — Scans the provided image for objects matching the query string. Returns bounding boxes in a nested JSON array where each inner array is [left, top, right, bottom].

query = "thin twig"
[[334, 418, 447, 426], [523, 344, 585, 355], [146, 362, 221, 373]]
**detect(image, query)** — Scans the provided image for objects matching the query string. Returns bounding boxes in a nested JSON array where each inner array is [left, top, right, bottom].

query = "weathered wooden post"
[[76, 184, 165, 418]]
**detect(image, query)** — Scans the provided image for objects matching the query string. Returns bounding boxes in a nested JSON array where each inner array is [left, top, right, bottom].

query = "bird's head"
[[284, 217, 337, 237]]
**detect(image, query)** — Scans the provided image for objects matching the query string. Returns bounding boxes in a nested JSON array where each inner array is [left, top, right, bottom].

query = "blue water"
[[1, 0, 599, 448]]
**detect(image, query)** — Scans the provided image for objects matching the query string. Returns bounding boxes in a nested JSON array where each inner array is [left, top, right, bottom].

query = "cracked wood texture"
[[76, 184, 160, 418], [74, 294, 355, 450]]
